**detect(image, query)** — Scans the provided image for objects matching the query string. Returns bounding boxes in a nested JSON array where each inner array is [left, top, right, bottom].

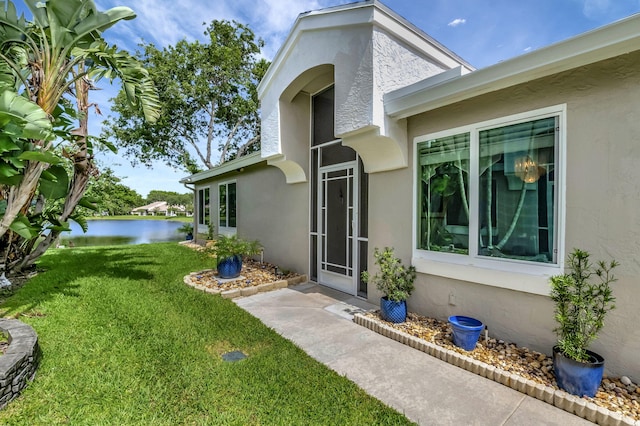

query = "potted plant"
[[362, 247, 416, 323], [550, 248, 618, 397], [448, 315, 484, 351], [210, 235, 262, 279], [177, 223, 194, 241]]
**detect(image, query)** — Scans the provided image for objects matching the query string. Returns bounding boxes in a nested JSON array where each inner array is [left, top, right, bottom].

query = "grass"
[[88, 215, 192, 223], [0, 244, 411, 425]]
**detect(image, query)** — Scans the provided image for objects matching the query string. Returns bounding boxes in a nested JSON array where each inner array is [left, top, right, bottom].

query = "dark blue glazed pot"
[[380, 297, 407, 323], [448, 316, 484, 351], [553, 346, 604, 397], [217, 255, 243, 279]]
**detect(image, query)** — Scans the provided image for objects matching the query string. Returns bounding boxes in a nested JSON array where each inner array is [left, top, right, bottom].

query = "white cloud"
[[448, 18, 466, 27], [580, 0, 611, 18]]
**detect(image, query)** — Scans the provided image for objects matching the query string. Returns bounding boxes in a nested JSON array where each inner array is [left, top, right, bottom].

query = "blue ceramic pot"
[[552, 346, 604, 397], [380, 297, 407, 323], [217, 255, 243, 279], [448, 315, 484, 351]]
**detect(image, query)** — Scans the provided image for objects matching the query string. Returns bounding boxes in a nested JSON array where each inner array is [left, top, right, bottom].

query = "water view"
[[59, 220, 186, 247]]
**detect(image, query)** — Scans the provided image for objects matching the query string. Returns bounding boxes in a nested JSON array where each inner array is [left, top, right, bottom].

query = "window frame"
[[218, 180, 237, 235], [197, 187, 210, 227], [412, 105, 566, 295]]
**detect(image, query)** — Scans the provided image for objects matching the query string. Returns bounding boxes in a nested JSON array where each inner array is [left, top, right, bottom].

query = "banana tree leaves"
[[78, 195, 99, 211], [39, 165, 69, 200], [8, 214, 37, 239], [0, 88, 52, 140], [18, 150, 62, 165], [22, 0, 135, 48]]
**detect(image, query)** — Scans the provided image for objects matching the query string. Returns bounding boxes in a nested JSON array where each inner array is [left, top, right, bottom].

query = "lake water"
[[60, 220, 187, 247]]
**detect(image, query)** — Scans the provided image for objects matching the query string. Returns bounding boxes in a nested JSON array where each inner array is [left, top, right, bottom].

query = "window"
[[414, 106, 565, 291], [197, 188, 210, 226], [219, 181, 237, 233]]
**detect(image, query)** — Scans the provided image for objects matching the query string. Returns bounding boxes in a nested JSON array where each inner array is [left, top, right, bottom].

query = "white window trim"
[[412, 104, 567, 296], [218, 180, 237, 236], [197, 187, 210, 227]]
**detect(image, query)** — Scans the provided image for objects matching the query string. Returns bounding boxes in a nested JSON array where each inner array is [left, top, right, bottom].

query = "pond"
[[59, 220, 188, 247]]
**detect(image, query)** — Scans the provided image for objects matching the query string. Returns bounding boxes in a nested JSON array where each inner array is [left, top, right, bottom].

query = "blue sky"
[[14, 0, 640, 197]]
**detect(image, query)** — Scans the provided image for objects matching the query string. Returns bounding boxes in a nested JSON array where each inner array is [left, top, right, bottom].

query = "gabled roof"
[[132, 201, 168, 212], [257, 0, 473, 99], [385, 12, 640, 118]]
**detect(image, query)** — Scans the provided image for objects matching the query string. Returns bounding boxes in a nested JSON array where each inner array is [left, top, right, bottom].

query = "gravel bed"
[[189, 259, 299, 291], [364, 311, 640, 421]]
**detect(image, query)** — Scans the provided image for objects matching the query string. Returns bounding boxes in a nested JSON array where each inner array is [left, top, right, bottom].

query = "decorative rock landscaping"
[[355, 311, 640, 426], [0, 319, 40, 409], [184, 259, 307, 299]]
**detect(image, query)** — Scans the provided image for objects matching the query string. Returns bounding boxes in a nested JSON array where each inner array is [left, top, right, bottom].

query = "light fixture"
[[514, 155, 540, 183]]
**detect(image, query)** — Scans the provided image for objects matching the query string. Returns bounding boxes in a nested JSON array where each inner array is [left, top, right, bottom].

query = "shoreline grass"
[[0, 244, 411, 425]]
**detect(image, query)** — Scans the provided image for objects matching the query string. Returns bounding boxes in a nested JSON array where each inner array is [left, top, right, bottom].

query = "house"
[[131, 201, 186, 216], [181, 1, 640, 379]]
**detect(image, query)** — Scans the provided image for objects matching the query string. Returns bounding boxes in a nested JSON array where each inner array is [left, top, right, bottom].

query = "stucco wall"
[[195, 164, 309, 275], [370, 51, 640, 379], [261, 26, 373, 158]]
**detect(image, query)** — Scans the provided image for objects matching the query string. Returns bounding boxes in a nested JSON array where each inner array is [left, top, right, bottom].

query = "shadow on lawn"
[[0, 246, 160, 317]]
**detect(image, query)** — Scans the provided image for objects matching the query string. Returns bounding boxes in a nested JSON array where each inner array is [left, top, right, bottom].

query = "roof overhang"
[[179, 152, 264, 185], [385, 12, 640, 118], [257, 0, 473, 100]]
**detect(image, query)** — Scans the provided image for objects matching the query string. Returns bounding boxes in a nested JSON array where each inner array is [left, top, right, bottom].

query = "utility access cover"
[[222, 350, 247, 362]]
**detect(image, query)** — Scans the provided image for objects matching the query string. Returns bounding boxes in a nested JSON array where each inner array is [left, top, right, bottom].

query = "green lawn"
[[0, 244, 411, 425], [88, 215, 192, 223]]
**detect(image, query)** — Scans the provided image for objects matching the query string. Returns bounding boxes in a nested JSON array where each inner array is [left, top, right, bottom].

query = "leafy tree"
[[102, 20, 269, 172], [145, 190, 192, 215], [146, 190, 190, 206], [0, 0, 160, 274], [81, 168, 144, 216]]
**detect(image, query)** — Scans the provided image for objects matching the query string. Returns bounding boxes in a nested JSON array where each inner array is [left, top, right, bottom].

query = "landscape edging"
[[183, 272, 308, 298], [353, 313, 636, 426]]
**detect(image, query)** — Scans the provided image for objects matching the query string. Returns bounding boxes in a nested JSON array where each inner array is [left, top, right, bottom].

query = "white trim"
[[218, 180, 237, 236], [257, 1, 473, 99], [412, 105, 567, 296], [180, 152, 263, 185], [387, 13, 640, 118], [196, 187, 211, 228]]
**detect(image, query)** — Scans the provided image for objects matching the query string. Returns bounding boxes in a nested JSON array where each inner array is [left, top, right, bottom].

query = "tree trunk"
[[0, 160, 46, 239], [17, 72, 96, 270]]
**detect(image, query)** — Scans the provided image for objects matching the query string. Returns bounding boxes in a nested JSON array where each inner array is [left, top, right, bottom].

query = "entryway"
[[310, 86, 368, 297]]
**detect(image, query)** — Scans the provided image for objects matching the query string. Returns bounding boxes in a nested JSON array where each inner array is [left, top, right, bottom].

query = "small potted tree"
[[210, 235, 262, 279], [362, 247, 416, 323], [177, 223, 194, 241], [550, 248, 618, 397]]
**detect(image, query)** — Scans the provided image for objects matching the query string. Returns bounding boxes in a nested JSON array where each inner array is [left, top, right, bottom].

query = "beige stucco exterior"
[[385, 51, 640, 379], [183, 1, 640, 381], [258, 1, 471, 183], [193, 162, 309, 275]]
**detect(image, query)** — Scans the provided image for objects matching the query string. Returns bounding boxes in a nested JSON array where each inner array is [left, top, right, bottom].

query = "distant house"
[[181, 1, 640, 379], [131, 201, 186, 216]]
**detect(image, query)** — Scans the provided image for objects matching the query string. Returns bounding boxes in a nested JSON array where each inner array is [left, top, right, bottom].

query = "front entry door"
[[318, 162, 357, 294]]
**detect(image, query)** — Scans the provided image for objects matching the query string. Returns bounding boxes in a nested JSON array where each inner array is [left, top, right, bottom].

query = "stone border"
[[0, 319, 40, 409], [354, 313, 636, 426], [184, 271, 308, 299]]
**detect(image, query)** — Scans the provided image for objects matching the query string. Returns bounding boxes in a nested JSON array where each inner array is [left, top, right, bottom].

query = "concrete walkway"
[[234, 282, 593, 425]]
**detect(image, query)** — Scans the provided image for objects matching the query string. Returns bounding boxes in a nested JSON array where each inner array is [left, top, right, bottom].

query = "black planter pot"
[[552, 345, 605, 397]]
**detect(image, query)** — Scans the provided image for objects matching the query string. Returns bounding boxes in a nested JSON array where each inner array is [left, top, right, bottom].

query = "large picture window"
[[416, 106, 563, 274], [219, 181, 237, 233]]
